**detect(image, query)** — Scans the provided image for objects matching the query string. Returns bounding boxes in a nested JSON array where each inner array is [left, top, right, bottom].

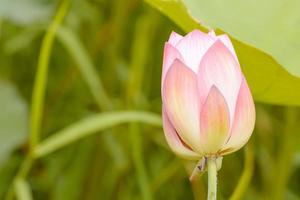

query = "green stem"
[[5, 157, 34, 200], [207, 157, 217, 200], [14, 178, 33, 200], [29, 0, 70, 152], [5, 1, 70, 199], [33, 111, 162, 158]]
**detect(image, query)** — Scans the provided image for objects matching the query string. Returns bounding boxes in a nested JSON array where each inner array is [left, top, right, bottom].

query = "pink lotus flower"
[[162, 30, 255, 160]]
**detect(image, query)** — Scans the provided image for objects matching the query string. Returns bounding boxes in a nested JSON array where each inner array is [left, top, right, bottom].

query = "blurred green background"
[[1, 0, 300, 199]]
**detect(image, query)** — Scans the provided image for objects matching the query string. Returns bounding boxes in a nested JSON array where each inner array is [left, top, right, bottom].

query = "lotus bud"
[[161, 29, 255, 164]]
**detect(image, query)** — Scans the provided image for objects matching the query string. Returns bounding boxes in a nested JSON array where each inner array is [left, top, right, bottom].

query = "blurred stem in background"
[[55, 26, 128, 199], [272, 108, 298, 200], [229, 143, 254, 200], [56, 26, 112, 109], [126, 8, 159, 200], [81, 0, 136, 197], [14, 178, 33, 200], [6, 0, 71, 199], [32, 111, 162, 158], [29, 0, 70, 151], [150, 159, 182, 192]]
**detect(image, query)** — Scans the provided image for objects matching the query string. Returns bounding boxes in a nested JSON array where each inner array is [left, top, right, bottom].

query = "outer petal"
[[162, 108, 200, 159], [176, 29, 215, 73], [162, 43, 184, 85], [217, 34, 238, 61], [199, 86, 230, 155], [162, 59, 202, 153], [198, 40, 242, 124], [168, 31, 183, 46], [220, 78, 255, 155]]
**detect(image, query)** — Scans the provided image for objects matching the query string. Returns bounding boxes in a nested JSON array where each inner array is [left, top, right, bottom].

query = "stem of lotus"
[[207, 157, 217, 200]]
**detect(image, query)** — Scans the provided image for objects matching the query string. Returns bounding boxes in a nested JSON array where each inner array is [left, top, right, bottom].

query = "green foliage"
[[184, 0, 300, 77], [0, 0, 300, 199], [146, 0, 300, 106]]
